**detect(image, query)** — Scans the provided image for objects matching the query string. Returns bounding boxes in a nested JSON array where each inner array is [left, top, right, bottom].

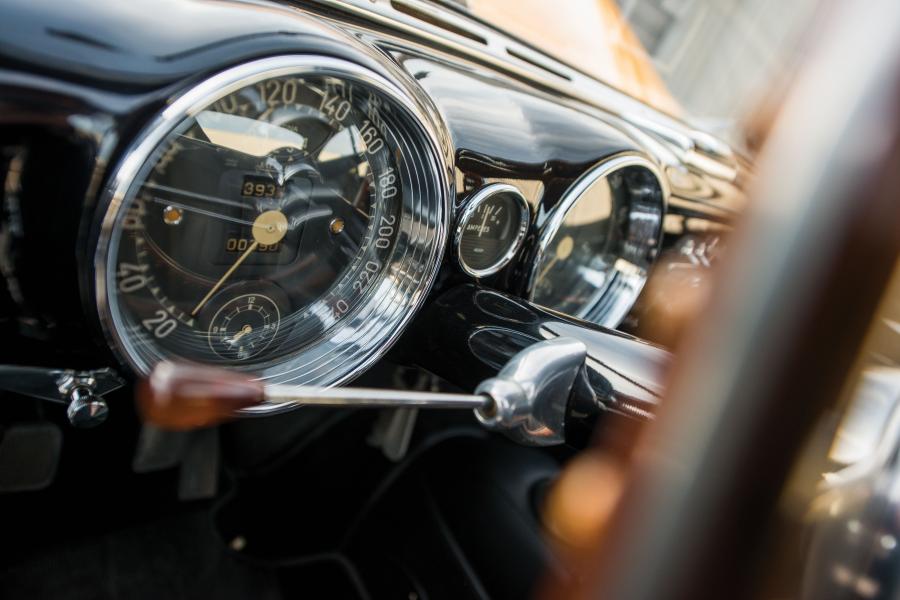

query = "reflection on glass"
[[530, 164, 663, 327]]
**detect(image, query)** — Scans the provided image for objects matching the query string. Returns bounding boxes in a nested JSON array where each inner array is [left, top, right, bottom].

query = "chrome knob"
[[475, 337, 587, 445], [66, 386, 109, 428]]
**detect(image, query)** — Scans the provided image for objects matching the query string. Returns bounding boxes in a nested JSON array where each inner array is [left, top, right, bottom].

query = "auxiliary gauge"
[[455, 184, 529, 277], [208, 294, 280, 361]]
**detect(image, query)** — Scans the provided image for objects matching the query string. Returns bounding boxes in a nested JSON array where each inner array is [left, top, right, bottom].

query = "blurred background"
[[451, 1, 900, 598], [459, 0, 823, 148]]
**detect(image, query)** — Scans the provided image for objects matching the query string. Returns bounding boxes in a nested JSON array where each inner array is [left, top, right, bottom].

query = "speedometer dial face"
[[112, 73, 395, 365], [97, 57, 449, 389]]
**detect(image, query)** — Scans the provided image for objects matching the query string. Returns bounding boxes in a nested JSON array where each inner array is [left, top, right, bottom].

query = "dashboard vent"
[[389, 0, 569, 81], [506, 47, 571, 81], [390, 0, 487, 45], [307, 0, 739, 173]]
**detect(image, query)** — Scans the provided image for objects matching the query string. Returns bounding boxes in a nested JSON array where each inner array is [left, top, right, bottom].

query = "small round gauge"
[[528, 155, 665, 327], [456, 184, 529, 277], [208, 294, 280, 360]]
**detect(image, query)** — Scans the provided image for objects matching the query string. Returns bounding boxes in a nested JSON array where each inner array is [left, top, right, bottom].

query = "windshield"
[[463, 0, 821, 147]]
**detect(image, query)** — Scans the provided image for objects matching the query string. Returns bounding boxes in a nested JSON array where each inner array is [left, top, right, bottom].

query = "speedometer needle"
[[190, 210, 288, 317], [191, 241, 258, 317]]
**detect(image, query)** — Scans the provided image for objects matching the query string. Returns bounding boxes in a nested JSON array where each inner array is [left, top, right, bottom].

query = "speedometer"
[[95, 56, 450, 393]]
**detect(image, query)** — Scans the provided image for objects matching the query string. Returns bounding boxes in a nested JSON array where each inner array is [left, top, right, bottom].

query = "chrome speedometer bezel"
[[94, 55, 452, 405]]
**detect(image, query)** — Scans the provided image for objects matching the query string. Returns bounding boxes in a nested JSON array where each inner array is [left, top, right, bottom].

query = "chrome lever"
[[141, 338, 588, 445], [475, 337, 587, 445], [0, 366, 125, 427], [262, 384, 488, 410]]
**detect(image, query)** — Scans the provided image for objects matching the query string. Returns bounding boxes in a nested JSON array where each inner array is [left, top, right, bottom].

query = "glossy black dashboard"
[[0, 0, 746, 377]]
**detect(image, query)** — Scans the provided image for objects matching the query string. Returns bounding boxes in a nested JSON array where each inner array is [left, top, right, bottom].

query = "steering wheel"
[[564, 1, 900, 598]]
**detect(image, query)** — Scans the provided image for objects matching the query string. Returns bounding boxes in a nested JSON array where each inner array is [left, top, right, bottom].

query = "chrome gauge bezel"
[[94, 55, 451, 406], [454, 183, 530, 278], [527, 152, 667, 328]]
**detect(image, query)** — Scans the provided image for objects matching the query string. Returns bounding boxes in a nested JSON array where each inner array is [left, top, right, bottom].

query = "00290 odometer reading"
[[102, 65, 411, 374]]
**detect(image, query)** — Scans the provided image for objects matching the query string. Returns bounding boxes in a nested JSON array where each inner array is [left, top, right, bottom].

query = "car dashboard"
[[0, 1, 752, 596], [0, 0, 746, 407]]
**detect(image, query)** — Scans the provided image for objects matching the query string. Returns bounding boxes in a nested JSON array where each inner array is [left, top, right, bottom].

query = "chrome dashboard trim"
[[454, 183, 530, 278], [526, 152, 668, 328], [94, 54, 453, 405], [295, 0, 740, 169]]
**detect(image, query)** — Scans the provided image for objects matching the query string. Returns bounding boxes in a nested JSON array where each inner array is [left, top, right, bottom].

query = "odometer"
[[95, 56, 450, 394]]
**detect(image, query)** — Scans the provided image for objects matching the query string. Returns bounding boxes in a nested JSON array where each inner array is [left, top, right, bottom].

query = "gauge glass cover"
[[529, 156, 664, 327], [456, 184, 529, 277], [96, 56, 449, 390]]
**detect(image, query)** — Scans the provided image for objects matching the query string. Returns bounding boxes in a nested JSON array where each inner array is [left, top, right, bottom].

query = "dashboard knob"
[[66, 386, 109, 428]]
